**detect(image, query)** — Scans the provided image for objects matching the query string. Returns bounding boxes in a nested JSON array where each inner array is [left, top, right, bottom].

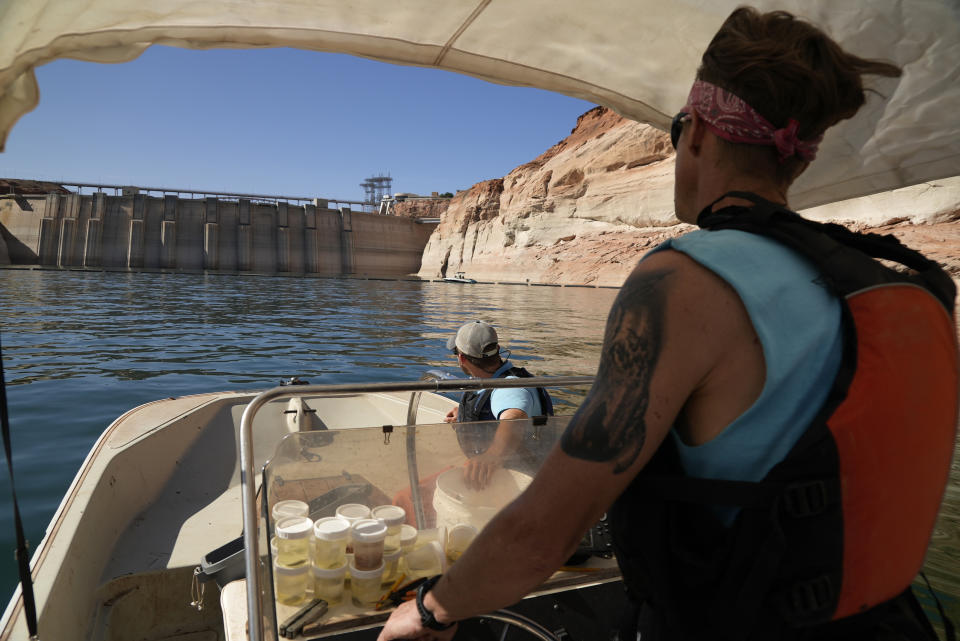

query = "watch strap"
[[416, 575, 454, 631]]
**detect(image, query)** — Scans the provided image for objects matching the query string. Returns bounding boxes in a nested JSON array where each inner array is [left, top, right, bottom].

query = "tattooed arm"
[[379, 249, 759, 640], [560, 264, 670, 473]]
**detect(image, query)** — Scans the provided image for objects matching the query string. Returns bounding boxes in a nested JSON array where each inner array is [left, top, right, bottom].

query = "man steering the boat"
[[380, 7, 956, 641], [443, 320, 554, 490]]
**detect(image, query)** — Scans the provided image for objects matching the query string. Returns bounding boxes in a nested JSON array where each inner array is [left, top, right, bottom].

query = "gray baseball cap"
[[446, 321, 500, 358]]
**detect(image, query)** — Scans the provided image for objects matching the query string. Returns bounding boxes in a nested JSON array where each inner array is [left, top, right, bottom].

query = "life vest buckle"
[[783, 574, 836, 620], [782, 480, 828, 518]]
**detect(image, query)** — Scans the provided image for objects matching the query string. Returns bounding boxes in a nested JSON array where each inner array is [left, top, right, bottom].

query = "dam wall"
[[0, 193, 436, 276]]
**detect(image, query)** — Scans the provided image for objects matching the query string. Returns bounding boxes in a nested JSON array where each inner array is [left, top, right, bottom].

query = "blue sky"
[[0, 46, 594, 202]]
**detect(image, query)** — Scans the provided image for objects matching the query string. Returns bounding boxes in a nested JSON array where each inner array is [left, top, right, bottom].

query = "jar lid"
[[271, 499, 308, 520], [348, 560, 385, 579], [314, 517, 351, 541], [448, 523, 478, 545], [335, 503, 371, 522], [274, 562, 309, 575], [383, 547, 403, 561], [400, 524, 418, 544], [371, 504, 406, 527], [276, 516, 313, 539], [351, 519, 388, 542], [311, 560, 348, 578]]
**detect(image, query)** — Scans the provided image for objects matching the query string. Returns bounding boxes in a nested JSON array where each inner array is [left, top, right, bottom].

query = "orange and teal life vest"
[[610, 192, 958, 640]]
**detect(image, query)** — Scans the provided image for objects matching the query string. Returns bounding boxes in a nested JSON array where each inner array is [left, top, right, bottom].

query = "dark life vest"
[[610, 192, 959, 640], [456, 365, 554, 456]]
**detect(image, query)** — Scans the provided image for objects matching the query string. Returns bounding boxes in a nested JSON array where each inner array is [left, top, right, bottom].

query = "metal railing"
[[3, 178, 373, 208], [239, 374, 594, 641]]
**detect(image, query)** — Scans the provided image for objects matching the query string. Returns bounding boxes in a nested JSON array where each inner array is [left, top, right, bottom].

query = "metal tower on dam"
[[360, 174, 392, 207]]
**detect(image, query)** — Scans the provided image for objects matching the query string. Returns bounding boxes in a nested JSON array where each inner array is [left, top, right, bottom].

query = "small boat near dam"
[[442, 272, 477, 284]]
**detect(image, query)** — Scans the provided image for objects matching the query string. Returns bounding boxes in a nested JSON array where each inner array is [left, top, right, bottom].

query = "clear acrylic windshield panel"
[[259, 412, 571, 638]]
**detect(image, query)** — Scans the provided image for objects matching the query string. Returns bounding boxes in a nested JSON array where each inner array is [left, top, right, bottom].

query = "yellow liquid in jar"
[[276, 538, 310, 567], [381, 556, 401, 585], [384, 524, 401, 551], [313, 538, 347, 569], [313, 575, 345, 605], [275, 568, 309, 606], [351, 574, 383, 607]]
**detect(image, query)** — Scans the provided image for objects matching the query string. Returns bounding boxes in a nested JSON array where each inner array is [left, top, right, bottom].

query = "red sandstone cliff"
[[391, 198, 450, 219], [418, 106, 960, 286]]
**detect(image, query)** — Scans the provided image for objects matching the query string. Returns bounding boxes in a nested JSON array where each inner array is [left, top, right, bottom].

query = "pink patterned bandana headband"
[[684, 80, 822, 163]]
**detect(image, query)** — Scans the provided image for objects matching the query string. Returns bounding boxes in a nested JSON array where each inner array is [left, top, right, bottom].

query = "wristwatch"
[[416, 575, 455, 631]]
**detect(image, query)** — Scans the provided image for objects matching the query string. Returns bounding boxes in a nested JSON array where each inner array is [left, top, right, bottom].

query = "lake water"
[[1, 268, 957, 633]]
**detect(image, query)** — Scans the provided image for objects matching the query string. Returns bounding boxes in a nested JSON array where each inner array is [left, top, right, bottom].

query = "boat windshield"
[[245, 414, 615, 639]]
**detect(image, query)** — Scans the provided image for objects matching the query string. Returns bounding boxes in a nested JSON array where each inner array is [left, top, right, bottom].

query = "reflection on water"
[[0, 269, 957, 633], [0, 269, 615, 602]]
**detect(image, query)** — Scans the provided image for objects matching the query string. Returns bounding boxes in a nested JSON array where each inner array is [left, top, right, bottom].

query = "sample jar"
[[335, 503, 371, 526], [399, 524, 418, 554], [312, 560, 348, 605], [381, 547, 403, 586], [350, 561, 385, 608], [272, 499, 309, 523], [445, 524, 478, 564], [371, 505, 406, 553], [275, 516, 313, 567], [351, 519, 388, 571], [313, 517, 350, 569], [274, 562, 310, 606]]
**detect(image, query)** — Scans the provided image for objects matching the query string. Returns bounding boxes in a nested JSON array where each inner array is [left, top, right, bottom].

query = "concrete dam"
[[0, 190, 437, 277]]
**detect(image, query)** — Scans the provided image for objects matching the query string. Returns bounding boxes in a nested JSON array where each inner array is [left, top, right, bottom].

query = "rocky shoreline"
[[406, 107, 960, 287]]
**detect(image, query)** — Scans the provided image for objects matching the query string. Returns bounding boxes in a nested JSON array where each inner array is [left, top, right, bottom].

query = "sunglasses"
[[671, 111, 690, 150]]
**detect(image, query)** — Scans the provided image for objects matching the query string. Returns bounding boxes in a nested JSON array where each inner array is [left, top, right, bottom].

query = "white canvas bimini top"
[[0, 0, 958, 209]]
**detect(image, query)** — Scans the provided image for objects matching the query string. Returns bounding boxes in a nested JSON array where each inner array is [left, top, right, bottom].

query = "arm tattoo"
[[561, 268, 671, 473]]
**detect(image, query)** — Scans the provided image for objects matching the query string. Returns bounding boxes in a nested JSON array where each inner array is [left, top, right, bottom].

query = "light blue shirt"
[[653, 229, 843, 485], [487, 360, 543, 418]]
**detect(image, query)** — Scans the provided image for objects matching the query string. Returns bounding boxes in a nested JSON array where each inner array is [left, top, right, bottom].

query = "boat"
[[442, 272, 477, 284], [3, 374, 619, 641], [1, 2, 957, 640]]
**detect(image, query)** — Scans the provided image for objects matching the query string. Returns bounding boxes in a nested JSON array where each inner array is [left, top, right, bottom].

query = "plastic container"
[[445, 523, 477, 564], [403, 541, 443, 580], [272, 499, 309, 522], [381, 547, 403, 586], [313, 517, 350, 569], [433, 468, 532, 531], [371, 505, 406, 552], [274, 562, 310, 606], [351, 519, 388, 571], [275, 516, 313, 567], [312, 560, 348, 605], [399, 524, 418, 554], [335, 503, 371, 526], [349, 561, 385, 607]]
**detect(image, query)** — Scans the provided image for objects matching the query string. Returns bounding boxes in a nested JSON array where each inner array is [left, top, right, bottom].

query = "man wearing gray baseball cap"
[[444, 321, 554, 489]]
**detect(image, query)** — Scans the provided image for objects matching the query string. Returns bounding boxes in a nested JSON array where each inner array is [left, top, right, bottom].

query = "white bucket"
[[432, 468, 533, 531]]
